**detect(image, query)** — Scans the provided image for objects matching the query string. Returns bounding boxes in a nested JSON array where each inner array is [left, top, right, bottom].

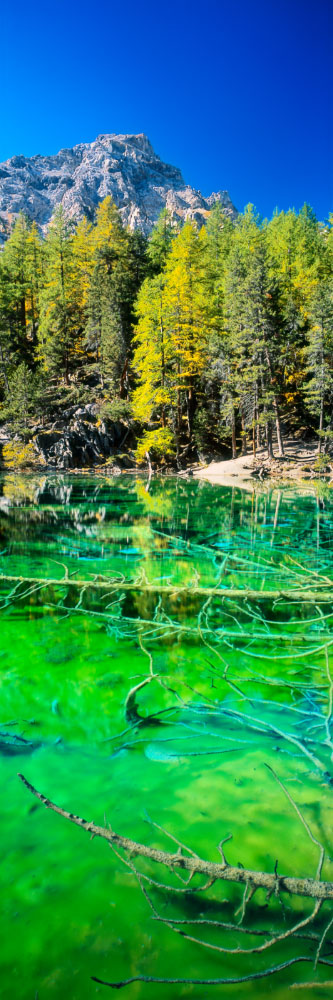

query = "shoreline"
[[190, 440, 333, 490], [0, 438, 331, 492]]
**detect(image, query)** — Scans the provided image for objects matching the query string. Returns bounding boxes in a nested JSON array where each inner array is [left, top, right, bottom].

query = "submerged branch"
[[91, 958, 333, 989], [1, 573, 333, 603], [18, 774, 333, 901]]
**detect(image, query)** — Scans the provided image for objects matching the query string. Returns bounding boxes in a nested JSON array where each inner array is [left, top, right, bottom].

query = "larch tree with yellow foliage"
[[163, 221, 208, 440], [132, 221, 209, 461]]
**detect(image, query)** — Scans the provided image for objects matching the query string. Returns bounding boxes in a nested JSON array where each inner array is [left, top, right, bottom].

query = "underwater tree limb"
[[17, 774, 333, 901], [126, 866, 323, 958], [1, 573, 333, 603], [91, 957, 333, 989]]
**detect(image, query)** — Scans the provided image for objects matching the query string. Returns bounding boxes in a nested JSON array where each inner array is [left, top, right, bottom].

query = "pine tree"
[[195, 204, 234, 455], [147, 209, 176, 273], [304, 255, 333, 452], [85, 259, 125, 393], [72, 216, 95, 312], [38, 207, 82, 383], [1, 213, 43, 363], [83, 198, 131, 394]]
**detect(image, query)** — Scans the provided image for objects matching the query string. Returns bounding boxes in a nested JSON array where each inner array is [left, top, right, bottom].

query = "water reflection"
[[0, 474, 333, 998]]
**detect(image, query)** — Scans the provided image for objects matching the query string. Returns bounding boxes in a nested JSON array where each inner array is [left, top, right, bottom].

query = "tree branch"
[[17, 774, 333, 901], [91, 956, 333, 989], [1, 573, 333, 603]]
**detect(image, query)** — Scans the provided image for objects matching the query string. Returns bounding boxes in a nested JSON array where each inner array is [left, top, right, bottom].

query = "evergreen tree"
[[38, 207, 82, 383], [1, 362, 41, 433], [304, 277, 333, 452], [1, 214, 43, 363], [196, 204, 234, 454], [85, 258, 125, 392], [0, 194, 331, 464], [83, 198, 133, 394], [147, 209, 176, 273]]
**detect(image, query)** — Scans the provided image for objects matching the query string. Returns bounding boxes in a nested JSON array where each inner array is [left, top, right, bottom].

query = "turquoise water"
[[1, 473, 333, 999]]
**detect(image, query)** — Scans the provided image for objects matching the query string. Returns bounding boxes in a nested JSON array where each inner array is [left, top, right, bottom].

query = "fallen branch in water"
[[17, 773, 333, 901], [1, 573, 333, 603], [90, 958, 333, 990]]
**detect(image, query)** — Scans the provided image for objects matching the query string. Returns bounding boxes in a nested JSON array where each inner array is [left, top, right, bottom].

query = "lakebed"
[[1, 473, 333, 999]]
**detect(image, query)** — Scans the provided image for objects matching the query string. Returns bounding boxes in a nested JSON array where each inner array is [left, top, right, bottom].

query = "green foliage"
[[313, 453, 331, 473], [147, 209, 176, 272], [0, 363, 42, 432], [0, 197, 332, 463], [99, 398, 133, 422], [38, 207, 82, 381], [2, 439, 37, 468], [135, 427, 175, 464], [133, 222, 209, 444]]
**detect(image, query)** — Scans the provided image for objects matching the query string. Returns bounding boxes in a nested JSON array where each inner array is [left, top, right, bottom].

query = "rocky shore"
[[0, 404, 134, 473], [1, 412, 332, 493]]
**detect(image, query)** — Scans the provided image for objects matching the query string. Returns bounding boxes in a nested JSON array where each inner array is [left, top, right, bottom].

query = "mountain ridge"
[[0, 132, 236, 239]]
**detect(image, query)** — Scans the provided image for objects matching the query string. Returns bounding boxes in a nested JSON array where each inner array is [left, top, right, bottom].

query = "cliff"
[[0, 132, 236, 239]]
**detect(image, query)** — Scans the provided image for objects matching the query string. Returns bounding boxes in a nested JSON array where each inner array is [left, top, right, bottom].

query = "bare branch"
[[17, 774, 333, 901], [2, 572, 333, 603], [91, 956, 333, 989], [265, 764, 325, 879]]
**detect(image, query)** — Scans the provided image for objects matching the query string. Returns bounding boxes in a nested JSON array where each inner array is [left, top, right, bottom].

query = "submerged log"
[[2, 573, 333, 604], [18, 774, 333, 901]]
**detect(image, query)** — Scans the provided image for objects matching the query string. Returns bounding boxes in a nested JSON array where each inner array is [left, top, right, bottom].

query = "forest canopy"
[[0, 198, 332, 464]]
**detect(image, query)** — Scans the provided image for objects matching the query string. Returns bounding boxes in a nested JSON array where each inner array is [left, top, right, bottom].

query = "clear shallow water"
[[1, 473, 333, 999]]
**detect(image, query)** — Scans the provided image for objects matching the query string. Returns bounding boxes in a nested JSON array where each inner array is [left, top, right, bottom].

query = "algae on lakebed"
[[1, 473, 333, 999]]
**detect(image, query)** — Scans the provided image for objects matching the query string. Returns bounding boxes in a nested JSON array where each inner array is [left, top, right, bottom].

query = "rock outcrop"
[[0, 133, 236, 240], [22, 404, 132, 470]]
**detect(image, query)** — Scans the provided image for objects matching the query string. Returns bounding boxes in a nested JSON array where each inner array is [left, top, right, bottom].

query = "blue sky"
[[1, 0, 332, 220]]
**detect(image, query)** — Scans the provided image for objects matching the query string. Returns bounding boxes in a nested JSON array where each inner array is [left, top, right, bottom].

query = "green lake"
[[1, 473, 333, 999]]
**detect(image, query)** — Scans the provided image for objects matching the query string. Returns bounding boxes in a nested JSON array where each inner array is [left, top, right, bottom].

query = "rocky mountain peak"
[[0, 133, 237, 240]]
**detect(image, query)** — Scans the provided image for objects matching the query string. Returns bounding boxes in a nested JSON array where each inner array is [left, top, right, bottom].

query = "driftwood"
[[17, 773, 333, 901], [1, 572, 333, 604]]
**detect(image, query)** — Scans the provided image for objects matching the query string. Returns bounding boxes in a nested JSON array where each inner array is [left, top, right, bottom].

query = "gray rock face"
[[0, 133, 236, 239], [31, 404, 132, 469]]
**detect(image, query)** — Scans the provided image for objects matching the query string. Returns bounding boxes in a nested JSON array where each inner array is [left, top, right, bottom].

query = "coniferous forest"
[[0, 197, 332, 467]]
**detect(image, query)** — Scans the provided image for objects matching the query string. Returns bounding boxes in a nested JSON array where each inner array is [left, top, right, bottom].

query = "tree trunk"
[[241, 415, 247, 456], [160, 316, 165, 427], [177, 357, 181, 437], [119, 356, 129, 400], [0, 339, 9, 394], [231, 407, 237, 459], [266, 419, 274, 459], [318, 373, 324, 456], [274, 401, 284, 458], [264, 345, 284, 456], [186, 387, 196, 439]]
